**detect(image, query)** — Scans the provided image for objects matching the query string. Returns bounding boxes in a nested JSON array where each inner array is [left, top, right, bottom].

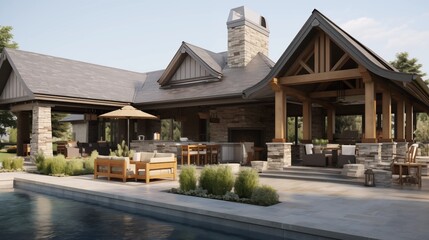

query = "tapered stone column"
[[30, 105, 53, 158]]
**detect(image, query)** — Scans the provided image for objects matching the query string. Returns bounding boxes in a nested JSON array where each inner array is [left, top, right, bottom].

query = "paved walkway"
[[1, 171, 429, 239]]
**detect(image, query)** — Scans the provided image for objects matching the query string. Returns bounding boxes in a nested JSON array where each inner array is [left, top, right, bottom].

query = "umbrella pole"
[[127, 118, 130, 149]]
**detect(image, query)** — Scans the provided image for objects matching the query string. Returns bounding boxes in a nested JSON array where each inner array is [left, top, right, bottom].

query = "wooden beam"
[[325, 34, 330, 73], [273, 87, 287, 142], [287, 40, 315, 76], [309, 88, 364, 98], [320, 33, 325, 73], [314, 35, 320, 74], [343, 80, 354, 89], [396, 99, 405, 140], [279, 68, 361, 85], [327, 108, 335, 142], [299, 61, 314, 74], [284, 87, 308, 102], [331, 53, 350, 71], [270, 78, 282, 91], [302, 100, 312, 141], [405, 101, 413, 142], [364, 75, 376, 141], [382, 89, 392, 140]]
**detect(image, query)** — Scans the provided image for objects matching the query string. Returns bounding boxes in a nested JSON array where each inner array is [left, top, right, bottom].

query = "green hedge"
[[234, 168, 259, 198], [179, 165, 197, 191]]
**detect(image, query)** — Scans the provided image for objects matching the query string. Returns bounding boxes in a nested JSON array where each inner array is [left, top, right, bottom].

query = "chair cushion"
[[133, 152, 141, 161], [305, 144, 314, 155], [138, 169, 172, 176], [150, 157, 174, 163], [140, 152, 156, 162], [342, 145, 356, 155]]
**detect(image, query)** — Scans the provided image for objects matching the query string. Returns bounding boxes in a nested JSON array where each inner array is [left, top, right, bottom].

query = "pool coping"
[[13, 177, 370, 240]]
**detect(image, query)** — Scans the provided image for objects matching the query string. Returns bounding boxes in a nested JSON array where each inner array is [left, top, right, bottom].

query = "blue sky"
[[1, 0, 428, 77]]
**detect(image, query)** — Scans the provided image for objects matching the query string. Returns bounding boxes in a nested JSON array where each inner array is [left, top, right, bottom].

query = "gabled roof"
[[134, 52, 274, 108], [243, 9, 429, 105], [0, 48, 145, 105], [157, 42, 226, 87]]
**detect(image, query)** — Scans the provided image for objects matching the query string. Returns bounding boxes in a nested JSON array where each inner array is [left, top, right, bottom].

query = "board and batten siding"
[[0, 71, 29, 100], [171, 55, 210, 81]]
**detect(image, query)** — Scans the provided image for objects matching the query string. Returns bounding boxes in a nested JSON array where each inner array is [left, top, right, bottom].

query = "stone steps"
[[260, 166, 364, 186]]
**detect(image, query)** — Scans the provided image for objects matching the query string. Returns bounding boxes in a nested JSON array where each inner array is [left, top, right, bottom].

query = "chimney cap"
[[227, 6, 269, 34]]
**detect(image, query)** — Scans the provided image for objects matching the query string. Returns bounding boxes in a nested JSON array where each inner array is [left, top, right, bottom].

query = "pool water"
[[0, 189, 246, 240]]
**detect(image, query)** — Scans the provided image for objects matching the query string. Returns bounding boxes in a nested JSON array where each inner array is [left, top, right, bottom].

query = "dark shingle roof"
[[134, 52, 273, 106], [3, 48, 145, 103]]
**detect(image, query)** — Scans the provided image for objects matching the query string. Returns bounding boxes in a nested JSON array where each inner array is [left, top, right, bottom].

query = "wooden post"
[[396, 99, 405, 141], [382, 89, 392, 140], [327, 108, 335, 142], [302, 100, 312, 142], [271, 78, 287, 142], [363, 71, 376, 142], [405, 101, 413, 142]]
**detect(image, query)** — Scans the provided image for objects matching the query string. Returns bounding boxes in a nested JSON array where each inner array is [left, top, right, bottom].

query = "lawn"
[[0, 152, 17, 161]]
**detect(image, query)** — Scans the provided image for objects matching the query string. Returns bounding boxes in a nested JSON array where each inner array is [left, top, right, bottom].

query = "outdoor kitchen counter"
[[130, 140, 253, 164]]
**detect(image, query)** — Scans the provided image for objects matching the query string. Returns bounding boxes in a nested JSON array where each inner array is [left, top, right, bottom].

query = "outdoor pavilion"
[[244, 10, 429, 169]]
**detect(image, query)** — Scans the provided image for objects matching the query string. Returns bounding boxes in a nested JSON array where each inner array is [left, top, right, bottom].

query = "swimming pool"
[[0, 189, 246, 240]]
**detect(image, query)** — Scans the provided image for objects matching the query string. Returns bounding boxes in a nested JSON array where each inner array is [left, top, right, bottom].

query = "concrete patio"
[[1, 171, 428, 239]]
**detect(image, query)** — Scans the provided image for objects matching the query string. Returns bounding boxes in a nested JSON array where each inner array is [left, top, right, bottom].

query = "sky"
[[1, 0, 429, 77]]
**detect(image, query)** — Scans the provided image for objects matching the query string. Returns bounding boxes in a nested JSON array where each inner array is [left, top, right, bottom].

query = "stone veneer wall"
[[356, 143, 382, 169], [227, 24, 269, 68], [267, 143, 292, 170], [30, 106, 53, 158], [209, 105, 274, 143]]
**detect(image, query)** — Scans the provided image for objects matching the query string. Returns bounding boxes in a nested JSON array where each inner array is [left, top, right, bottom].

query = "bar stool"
[[181, 145, 199, 165], [197, 144, 208, 165], [207, 144, 220, 164]]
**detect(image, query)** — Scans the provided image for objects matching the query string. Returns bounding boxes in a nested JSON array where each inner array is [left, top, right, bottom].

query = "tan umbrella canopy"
[[99, 105, 158, 147]]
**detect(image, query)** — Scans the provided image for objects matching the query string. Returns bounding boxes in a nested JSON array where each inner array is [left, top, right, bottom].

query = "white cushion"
[[133, 152, 141, 161], [341, 145, 356, 155], [138, 169, 172, 176], [305, 144, 314, 155], [150, 157, 174, 163], [97, 155, 111, 160], [140, 152, 156, 162]]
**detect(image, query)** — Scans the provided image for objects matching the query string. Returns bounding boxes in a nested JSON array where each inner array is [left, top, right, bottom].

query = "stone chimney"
[[227, 6, 269, 68]]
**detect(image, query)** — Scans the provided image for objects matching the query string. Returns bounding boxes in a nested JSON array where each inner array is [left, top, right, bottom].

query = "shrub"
[[179, 165, 197, 191], [82, 150, 98, 174], [199, 165, 235, 196], [35, 151, 46, 172], [251, 185, 279, 206], [199, 165, 217, 194], [213, 165, 234, 196], [234, 168, 259, 198], [65, 160, 84, 176], [2, 158, 12, 170], [11, 157, 24, 170], [40, 158, 53, 175], [50, 155, 66, 175]]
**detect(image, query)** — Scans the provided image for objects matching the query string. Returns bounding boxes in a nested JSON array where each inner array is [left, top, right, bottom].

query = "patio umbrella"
[[99, 105, 158, 147]]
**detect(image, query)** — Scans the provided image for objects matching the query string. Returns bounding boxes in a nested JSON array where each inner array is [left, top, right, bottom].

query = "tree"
[[0, 26, 19, 137], [0, 25, 18, 52], [391, 52, 429, 142], [52, 113, 71, 139], [390, 52, 427, 84]]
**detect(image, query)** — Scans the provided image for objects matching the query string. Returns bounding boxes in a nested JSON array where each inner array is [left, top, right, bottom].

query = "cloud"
[[340, 16, 429, 75]]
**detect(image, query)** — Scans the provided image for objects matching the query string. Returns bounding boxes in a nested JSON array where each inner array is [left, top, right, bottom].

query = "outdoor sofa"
[[132, 152, 177, 183], [93, 152, 177, 183]]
